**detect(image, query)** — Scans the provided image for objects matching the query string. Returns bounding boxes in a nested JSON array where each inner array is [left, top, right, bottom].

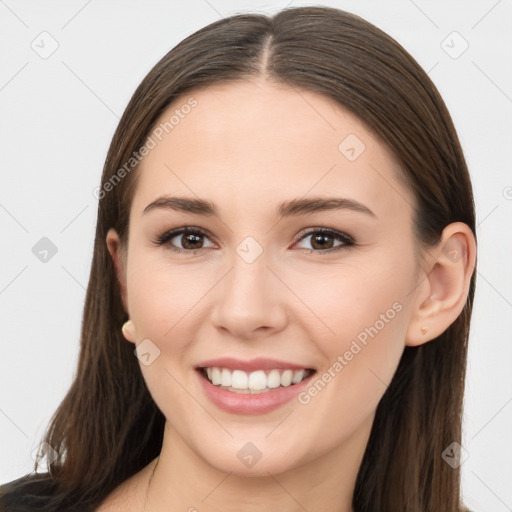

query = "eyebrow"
[[142, 195, 376, 219]]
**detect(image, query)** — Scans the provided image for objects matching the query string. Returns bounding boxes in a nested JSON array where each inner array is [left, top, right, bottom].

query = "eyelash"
[[154, 226, 355, 255]]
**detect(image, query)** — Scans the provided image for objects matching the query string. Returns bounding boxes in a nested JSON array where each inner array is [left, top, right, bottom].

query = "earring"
[[122, 320, 134, 339], [421, 326, 428, 335]]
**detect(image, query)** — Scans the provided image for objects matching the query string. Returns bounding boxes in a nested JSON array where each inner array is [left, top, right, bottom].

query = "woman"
[[0, 6, 477, 511]]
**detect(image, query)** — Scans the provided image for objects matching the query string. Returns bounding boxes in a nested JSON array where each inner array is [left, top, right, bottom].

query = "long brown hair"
[[10, 6, 477, 511]]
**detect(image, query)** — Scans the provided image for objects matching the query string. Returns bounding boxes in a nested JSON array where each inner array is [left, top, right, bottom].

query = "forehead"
[[132, 79, 414, 222]]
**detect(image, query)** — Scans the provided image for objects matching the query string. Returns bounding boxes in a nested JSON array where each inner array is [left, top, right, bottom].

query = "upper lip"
[[195, 357, 315, 373]]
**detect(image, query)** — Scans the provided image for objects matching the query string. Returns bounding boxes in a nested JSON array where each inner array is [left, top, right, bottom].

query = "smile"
[[201, 367, 314, 393], [195, 358, 317, 415]]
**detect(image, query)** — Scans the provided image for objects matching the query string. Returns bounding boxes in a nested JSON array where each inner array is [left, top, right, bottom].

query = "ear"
[[405, 222, 476, 347], [106, 228, 129, 314]]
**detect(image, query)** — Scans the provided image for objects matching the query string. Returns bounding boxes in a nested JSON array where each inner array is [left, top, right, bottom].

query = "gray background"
[[1, 1, 511, 510]]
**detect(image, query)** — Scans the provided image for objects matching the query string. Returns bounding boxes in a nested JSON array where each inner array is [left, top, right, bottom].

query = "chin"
[[195, 436, 309, 478]]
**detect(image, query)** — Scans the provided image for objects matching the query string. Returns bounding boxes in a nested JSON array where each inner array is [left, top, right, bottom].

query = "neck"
[[143, 416, 373, 512]]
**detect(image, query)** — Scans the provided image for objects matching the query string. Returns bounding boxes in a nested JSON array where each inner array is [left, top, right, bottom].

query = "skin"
[[100, 79, 476, 511]]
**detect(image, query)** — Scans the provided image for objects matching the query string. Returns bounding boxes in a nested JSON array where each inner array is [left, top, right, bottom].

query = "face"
[[111, 79, 422, 476]]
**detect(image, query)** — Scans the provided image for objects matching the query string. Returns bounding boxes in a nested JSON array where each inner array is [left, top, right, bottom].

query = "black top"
[[0, 473, 83, 512]]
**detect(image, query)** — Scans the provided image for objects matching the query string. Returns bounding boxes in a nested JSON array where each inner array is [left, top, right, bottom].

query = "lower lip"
[[196, 369, 315, 415]]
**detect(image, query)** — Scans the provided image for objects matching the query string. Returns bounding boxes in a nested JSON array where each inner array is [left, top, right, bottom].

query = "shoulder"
[[0, 472, 57, 511]]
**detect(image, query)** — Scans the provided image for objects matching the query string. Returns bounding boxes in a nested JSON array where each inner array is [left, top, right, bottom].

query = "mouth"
[[194, 358, 317, 415], [197, 367, 315, 394]]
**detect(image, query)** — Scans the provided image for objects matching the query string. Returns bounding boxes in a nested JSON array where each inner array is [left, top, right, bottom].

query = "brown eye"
[[310, 233, 335, 250], [180, 232, 204, 249], [155, 228, 215, 253], [295, 228, 354, 253]]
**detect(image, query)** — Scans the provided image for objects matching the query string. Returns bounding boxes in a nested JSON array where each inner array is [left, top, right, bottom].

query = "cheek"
[[292, 300, 407, 460], [302, 257, 409, 349], [126, 248, 214, 344], [125, 256, 209, 425], [296, 261, 410, 417]]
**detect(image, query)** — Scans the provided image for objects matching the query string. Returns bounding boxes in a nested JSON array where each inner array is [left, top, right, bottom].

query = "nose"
[[210, 249, 288, 340]]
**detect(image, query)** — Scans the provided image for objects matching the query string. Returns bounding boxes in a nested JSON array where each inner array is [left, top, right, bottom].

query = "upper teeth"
[[204, 367, 310, 391]]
